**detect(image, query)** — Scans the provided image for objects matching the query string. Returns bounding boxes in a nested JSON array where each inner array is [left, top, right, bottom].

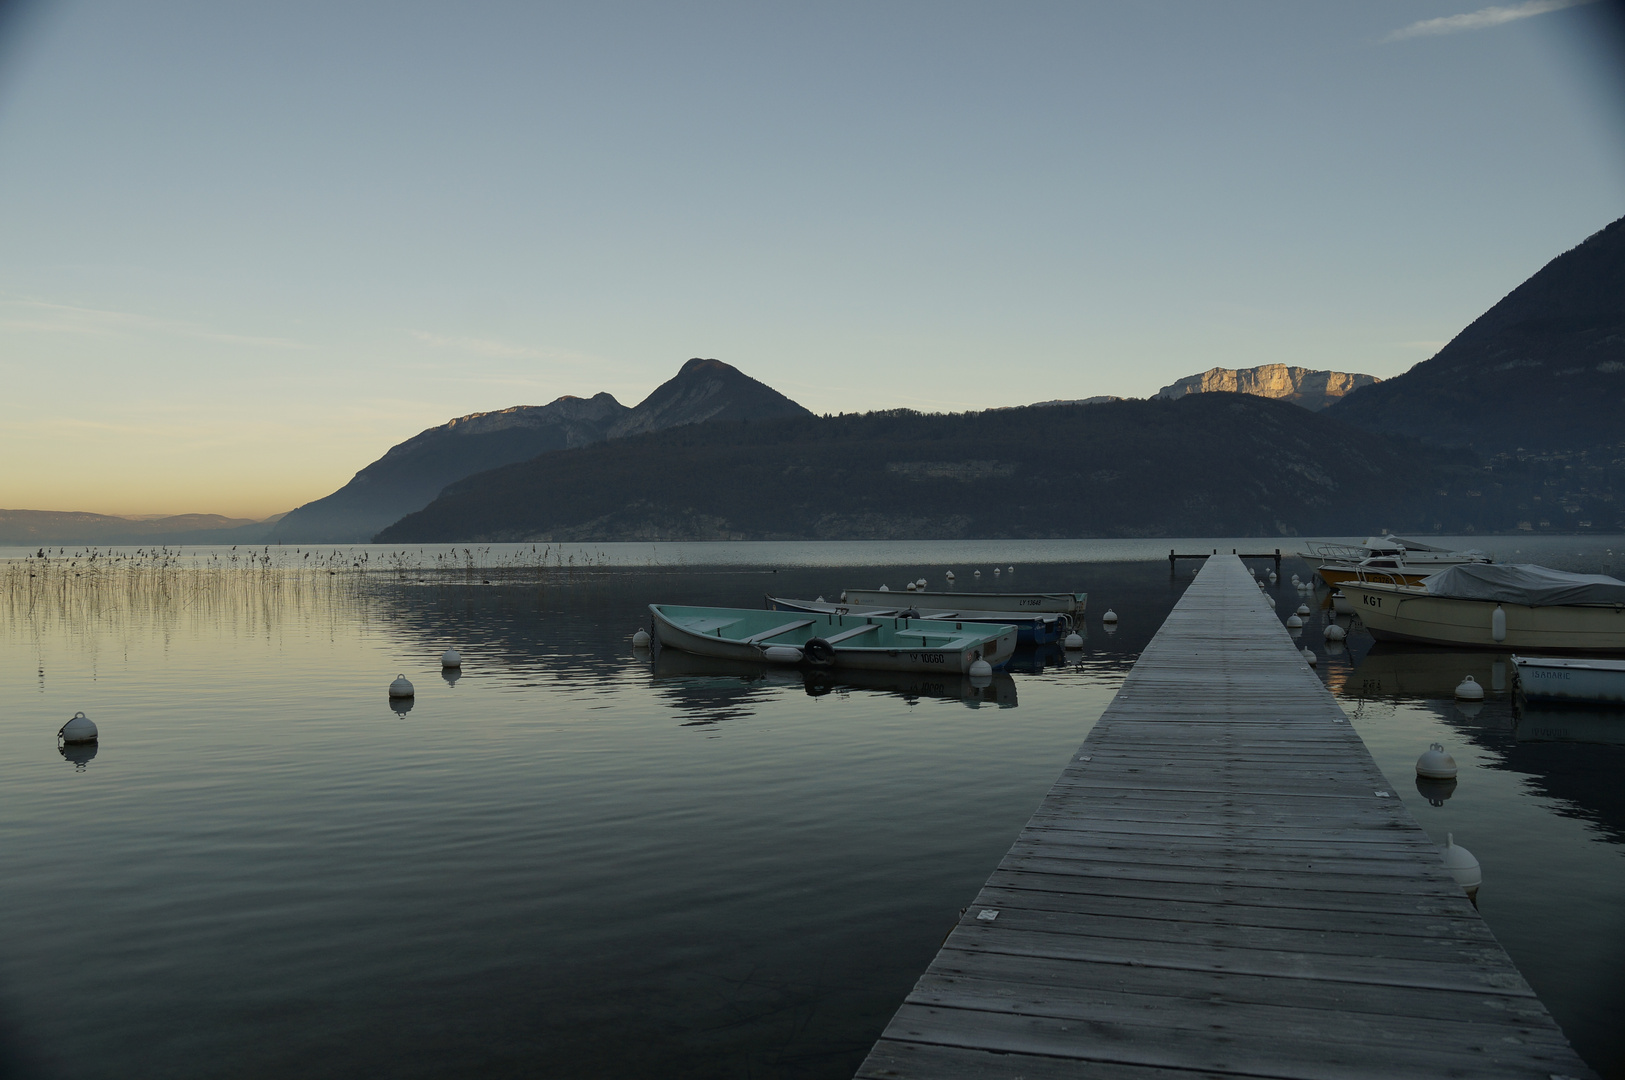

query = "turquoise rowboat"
[[648, 604, 1018, 673]]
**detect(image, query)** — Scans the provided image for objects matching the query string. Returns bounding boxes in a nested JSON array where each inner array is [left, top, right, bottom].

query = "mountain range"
[[1156, 365, 1379, 411], [268, 358, 812, 543]]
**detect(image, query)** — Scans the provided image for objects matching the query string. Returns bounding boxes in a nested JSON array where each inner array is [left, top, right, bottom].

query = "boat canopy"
[[1425, 563, 1625, 607]]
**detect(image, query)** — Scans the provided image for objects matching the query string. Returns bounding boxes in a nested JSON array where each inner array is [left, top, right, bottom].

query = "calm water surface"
[[2, 538, 1622, 1078]]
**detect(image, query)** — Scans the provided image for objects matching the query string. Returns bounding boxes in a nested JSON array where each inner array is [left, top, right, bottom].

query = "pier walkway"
[[858, 554, 1594, 1080]]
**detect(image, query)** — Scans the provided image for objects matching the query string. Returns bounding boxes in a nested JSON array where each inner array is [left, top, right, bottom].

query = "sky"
[[1, 1, 1623, 519]]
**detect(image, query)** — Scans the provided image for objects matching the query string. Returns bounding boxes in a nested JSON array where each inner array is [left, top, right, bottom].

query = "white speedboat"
[[1340, 563, 1625, 652], [1307, 537, 1491, 588], [1513, 655, 1625, 704]]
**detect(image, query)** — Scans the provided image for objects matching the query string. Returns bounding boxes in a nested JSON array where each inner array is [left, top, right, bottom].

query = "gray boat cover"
[[1425, 563, 1625, 607]]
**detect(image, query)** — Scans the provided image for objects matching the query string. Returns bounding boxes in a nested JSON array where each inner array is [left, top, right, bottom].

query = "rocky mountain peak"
[[1155, 365, 1379, 411]]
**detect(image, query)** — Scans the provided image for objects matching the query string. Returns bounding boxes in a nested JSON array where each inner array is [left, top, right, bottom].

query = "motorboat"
[[1512, 655, 1625, 704], [839, 588, 1086, 615], [766, 595, 1066, 645], [1339, 563, 1625, 652], [1306, 536, 1491, 588], [648, 604, 1018, 673]]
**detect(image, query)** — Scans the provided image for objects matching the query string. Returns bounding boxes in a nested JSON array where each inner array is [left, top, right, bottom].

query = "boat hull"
[[1513, 655, 1625, 703], [649, 605, 1018, 673], [1340, 582, 1625, 652], [840, 589, 1086, 615]]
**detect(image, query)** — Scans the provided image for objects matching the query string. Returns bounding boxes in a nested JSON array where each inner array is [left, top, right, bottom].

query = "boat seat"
[[825, 623, 881, 644], [743, 619, 816, 644]]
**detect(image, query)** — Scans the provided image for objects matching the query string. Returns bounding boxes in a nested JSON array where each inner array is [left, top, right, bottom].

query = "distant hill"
[[376, 394, 1514, 543], [1156, 365, 1379, 411], [1331, 215, 1625, 454], [0, 510, 280, 547], [271, 358, 812, 543]]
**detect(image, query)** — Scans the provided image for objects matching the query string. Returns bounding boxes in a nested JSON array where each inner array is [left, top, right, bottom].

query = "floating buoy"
[[1302, 647, 1317, 666], [1064, 632, 1084, 649], [1454, 675, 1484, 701], [815, 595, 825, 603], [763, 646, 803, 663], [1442, 834, 1482, 899], [968, 658, 993, 678], [58, 711, 98, 744], [1286, 615, 1303, 629], [1290, 574, 1300, 585], [993, 568, 1000, 575], [973, 570, 981, 578], [840, 591, 848, 601], [632, 629, 651, 648], [905, 582, 916, 591], [1296, 603, 1310, 616], [441, 648, 462, 668], [1416, 742, 1458, 779], [916, 578, 927, 588], [1268, 572, 1277, 583], [945, 571, 955, 581], [879, 584, 889, 592], [1491, 605, 1506, 643], [1007, 565, 1014, 573], [389, 675, 415, 698], [1102, 609, 1118, 623], [1323, 623, 1346, 641]]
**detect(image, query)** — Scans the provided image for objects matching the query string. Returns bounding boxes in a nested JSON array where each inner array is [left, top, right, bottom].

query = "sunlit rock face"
[[1155, 365, 1380, 411]]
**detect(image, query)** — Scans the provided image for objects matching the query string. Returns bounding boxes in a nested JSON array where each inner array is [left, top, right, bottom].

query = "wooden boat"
[[765, 595, 1066, 645], [649, 604, 1018, 673], [839, 588, 1086, 614], [1339, 563, 1625, 652], [1512, 655, 1625, 704], [1307, 537, 1491, 588]]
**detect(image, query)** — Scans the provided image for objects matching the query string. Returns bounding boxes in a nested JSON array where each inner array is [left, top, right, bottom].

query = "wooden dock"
[[858, 554, 1595, 1080]]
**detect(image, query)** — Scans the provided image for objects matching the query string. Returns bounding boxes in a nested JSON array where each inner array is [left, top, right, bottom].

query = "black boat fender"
[[803, 637, 837, 667]]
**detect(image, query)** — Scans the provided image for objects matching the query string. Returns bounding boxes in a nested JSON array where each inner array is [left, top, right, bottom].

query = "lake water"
[[2, 537, 1622, 1078]]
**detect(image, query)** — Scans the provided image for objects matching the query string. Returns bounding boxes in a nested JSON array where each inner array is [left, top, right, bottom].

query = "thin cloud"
[[1387, 0, 1596, 41], [408, 330, 600, 367], [0, 299, 309, 349]]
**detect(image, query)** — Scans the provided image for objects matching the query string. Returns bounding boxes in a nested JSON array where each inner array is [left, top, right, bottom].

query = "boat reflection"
[[1334, 643, 1513, 701], [651, 647, 1017, 708], [1513, 702, 1625, 746]]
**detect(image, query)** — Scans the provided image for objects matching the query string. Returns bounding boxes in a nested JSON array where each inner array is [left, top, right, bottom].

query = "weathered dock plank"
[[857, 554, 1595, 1080]]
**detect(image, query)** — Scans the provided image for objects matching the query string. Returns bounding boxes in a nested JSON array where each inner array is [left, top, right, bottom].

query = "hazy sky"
[[2, 1, 1623, 518]]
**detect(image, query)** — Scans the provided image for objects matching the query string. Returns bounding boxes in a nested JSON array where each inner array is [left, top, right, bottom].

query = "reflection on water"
[[0, 551, 1182, 1080], [1307, 566, 1625, 1079], [6, 546, 1624, 1079]]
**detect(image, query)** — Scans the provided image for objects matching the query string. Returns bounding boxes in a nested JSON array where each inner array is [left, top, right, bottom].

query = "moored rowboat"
[[840, 588, 1086, 614], [766, 595, 1066, 645], [1513, 655, 1625, 704], [649, 604, 1018, 673]]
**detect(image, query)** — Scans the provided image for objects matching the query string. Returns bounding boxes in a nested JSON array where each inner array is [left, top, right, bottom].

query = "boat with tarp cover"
[[648, 604, 1018, 673], [765, 595, 1066, 645], [1306, 536, 1492, 588], [1340, 563, 1625, 652]]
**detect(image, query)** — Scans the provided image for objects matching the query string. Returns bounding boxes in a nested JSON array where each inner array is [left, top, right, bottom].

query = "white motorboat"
[[1340, 563, 1625, 652], [1306, 536, 1491, 588]]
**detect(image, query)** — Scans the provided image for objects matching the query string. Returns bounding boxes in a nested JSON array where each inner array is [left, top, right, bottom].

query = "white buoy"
[[945, 571, 955, 581], [1455, 675, 1484, 701], [906, 582, 916, 591], [1323, 623, 1346, 641], [879, 584, 889, 592], [1102, 609, 1118, 623], [1491, 605, 1506, 643], [916, 578, 927, 588], [993, 568, 1000, 575], [1268, 572, 1277, 583], [968, 658, 993, 678], [389, 674, 415, 698], [974, 570, 981, 578], [1296, 603, 1310, 616], [1064, 632, 1084, 649], [1007, 565, 1014, 573], [1416, 742, 1458, 779], [58, 711, 98, 744], [1286, 614, 1303, 629], [1302, 647, 1317, 666], [815, 596, 825, 603], [1442, 834, 1482, 898], [632, 629, 651, 648], [840, 591, 848, 601], [441, 648, 462, 668]]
